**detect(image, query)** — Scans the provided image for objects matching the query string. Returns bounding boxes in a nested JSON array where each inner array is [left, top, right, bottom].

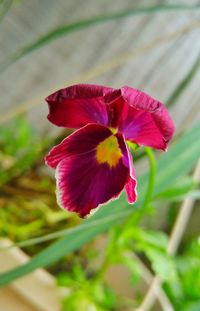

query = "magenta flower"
[[45, 84, 175, 217]]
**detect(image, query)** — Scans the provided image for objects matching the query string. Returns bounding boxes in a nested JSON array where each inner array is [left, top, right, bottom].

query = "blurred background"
[[0, 1, 200, 311]]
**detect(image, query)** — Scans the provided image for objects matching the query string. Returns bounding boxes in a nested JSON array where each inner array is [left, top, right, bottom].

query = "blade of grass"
[[0, 0, 13, 23], [0, 20, 199, 125], [142, 148, 156, 209], [0, 3, 199, 73], [166, 52, 200, 107], [132, 50, 200, 162], [0, 121, 200, 286], [0, 208, 132, 250]]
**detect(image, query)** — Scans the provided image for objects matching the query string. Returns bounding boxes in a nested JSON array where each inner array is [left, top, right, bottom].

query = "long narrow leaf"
[[0, 121, 200, 286], [0, 3, 199, 73], [0, 0, 13, 23], [166, 52, 200, 107]]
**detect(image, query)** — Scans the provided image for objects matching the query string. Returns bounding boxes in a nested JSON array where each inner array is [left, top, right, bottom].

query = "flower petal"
[[46, 84, 113, 128], [115, 135, 137, 204], [120, 86, 175, 150], [45, 124, 111, 169], [104, 87, 175, 150], [51, 124, 131, 217], [103, 88, 123, 128], [124, 144, 137, 203]]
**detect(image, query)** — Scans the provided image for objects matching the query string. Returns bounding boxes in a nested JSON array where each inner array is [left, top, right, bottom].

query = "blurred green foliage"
[[0, 2, 200, 310], [0, 116, 199, 310], [57, 261, 118, 311], [0, 117, 79, 254], [0, 117, 47, 185], [164, 239, 200, 311], [0, 117, 200, 311]]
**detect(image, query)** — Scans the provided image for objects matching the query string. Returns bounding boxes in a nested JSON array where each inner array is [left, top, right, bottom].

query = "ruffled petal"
[[103, 89, 123, 128], [47, 124, 132, 217], [103, 87, 175, 150], [120, 86, 175, 150], [46, 84, 113, 128]]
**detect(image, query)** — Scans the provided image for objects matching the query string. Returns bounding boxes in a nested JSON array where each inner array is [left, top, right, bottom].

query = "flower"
[[45, 84, 175, 217]]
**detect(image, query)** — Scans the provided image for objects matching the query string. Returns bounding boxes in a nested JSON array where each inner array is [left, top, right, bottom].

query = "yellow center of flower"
[[96, 135, 122, 167]]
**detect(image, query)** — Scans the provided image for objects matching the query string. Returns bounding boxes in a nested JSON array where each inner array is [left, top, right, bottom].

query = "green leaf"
[[153, 122, 200, 195], [166, 52, 200, 107], [160, 190, 200, 202], [176, 253, 200, 299], [146, 249, 177, 281], [0, 0, 13, 23], [155, 177, 196, 200], [0, 3, 199, 73], [134, 228, 168, 251], [0, 121, 200, 286], [183, 302, 200, 311]]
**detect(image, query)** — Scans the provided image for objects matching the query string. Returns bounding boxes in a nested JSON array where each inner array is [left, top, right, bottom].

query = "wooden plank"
[[0, 239, 61, 311]]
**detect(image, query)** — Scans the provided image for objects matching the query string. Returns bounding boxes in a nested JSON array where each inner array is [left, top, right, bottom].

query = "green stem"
[[93, 149, 156, 283], [93, 257, 110, 283], [142, 147, 156, 210], [125, 147, 156, 227]]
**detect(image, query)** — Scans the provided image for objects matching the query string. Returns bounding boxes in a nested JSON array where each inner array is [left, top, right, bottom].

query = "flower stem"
[[124, 147, 156, 227], [142, 147, 156, 210]]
